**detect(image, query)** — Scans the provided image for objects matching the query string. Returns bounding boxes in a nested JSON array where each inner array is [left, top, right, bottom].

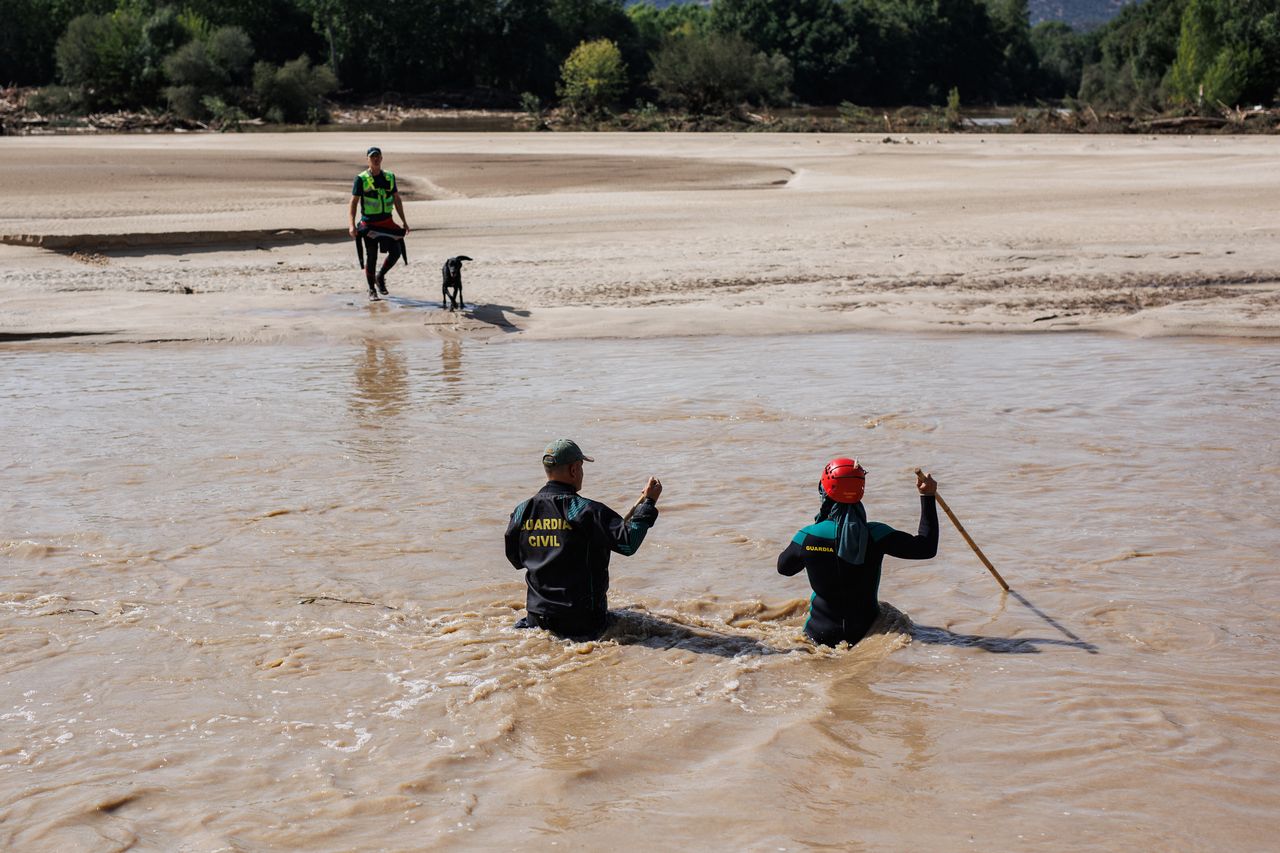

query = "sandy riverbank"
[[2, 132, 1278, 345]]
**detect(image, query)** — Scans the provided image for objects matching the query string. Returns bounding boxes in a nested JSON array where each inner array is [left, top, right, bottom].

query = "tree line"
[[1, 0, 1276, 123]]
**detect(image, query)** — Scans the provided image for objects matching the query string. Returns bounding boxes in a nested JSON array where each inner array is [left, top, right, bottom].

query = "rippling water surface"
[[2, 332, 1278, 850]]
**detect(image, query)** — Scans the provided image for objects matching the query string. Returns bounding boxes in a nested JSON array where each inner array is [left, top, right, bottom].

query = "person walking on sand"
[[777, 458, 938, 647], [505, 439, 662, 641], [348, 146, 410, 301]]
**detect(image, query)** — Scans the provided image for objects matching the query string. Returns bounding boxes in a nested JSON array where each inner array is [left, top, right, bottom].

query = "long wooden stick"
[[915, 468, 1010, 591], [621, 494, 648, 525]]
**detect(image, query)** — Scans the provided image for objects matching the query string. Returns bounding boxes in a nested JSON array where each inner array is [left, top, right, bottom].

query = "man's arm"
[[593, 499, 656, 556], [776, 537, 806, 576], [583, 477, 661, 557], [876, 496, 939, 560], [504, 501, 529, 570], [393, 193, 409, 233], [348, 195, 359, 237]]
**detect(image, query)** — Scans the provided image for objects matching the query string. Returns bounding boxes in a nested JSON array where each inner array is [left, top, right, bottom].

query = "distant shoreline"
[[4, 88, 1278, 136]]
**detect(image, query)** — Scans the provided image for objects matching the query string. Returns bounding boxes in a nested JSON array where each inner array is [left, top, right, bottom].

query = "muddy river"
[[2, 330, 1278, 850]]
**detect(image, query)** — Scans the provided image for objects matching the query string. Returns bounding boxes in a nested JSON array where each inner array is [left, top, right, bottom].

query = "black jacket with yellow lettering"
[[505, 481, 658, 622], [777, 496, 937, 645]]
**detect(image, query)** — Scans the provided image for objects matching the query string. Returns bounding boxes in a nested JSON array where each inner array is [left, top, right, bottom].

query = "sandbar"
[[2, 132, 1278, 345]]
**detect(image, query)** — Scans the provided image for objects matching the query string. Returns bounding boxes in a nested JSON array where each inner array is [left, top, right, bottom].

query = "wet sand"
[[2, 132, 1279, 344]]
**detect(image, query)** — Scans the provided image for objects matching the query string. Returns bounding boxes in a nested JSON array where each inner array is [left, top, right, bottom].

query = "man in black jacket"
[[505, 439, 662, 640]]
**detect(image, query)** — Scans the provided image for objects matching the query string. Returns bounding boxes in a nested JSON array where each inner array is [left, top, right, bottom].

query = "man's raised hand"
[[642, 476, 662, 504]]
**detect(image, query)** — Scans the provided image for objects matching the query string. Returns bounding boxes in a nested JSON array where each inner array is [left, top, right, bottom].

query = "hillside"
[[1029, 0, 1140, 27], [625, 0, 1141, 30]]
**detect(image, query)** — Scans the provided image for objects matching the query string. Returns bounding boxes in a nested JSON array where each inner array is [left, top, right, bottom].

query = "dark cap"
[[366, 146, 382, 157], [542, 438, 594, 466]]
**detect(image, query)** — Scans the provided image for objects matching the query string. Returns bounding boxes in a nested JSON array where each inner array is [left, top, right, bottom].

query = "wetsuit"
[[351, 171, 404, 293], [777, 496, 937, 646], [504, 481, 659, 640]]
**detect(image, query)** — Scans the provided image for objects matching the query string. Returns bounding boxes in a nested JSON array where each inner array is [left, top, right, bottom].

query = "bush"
[[648, 31, 791, 115], [520, 91, 544, 116], [55, 9, 150, 110], [557, 39, 627, 116], [163, 26, 253, 120], [945, 86, 962, 127], [252, 56, 337, 124], [202, 95, 249, 131]]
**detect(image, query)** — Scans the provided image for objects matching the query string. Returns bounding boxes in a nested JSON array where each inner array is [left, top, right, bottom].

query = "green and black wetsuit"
[[505, 481, 658, 640], [777, 496, 937, 646]]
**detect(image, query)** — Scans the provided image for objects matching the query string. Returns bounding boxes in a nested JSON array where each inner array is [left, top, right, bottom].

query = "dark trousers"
[[362, 235, 402, 285]]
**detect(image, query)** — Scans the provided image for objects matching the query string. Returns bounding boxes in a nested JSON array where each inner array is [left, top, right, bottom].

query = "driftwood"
[[1143, 115, 1230, 130]]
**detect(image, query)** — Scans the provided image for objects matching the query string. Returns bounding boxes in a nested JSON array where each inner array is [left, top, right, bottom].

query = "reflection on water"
[[351, 338, 409, 420], [344, 338, 411, 480], [1, 331, 1278, 850], [439, 337, 463, 404]]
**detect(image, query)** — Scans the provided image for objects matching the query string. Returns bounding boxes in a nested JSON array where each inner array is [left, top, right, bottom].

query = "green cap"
[[542, 438, 594, 466]]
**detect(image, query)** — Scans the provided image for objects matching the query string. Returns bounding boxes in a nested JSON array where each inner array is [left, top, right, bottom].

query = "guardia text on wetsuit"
[[505, 481, 658, 638], [777, 495, 937, 646]]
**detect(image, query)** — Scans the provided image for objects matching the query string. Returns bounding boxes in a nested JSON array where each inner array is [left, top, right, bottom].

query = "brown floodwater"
[[2, 330, 1278, 850]]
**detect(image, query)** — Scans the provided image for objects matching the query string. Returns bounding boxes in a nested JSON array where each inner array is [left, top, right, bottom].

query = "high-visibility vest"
[[358, 170, 396, 216]]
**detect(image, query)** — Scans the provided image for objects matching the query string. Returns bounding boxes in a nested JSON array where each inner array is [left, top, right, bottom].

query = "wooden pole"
[[915, 468, 1010, 592], [622, 493, 649, 525]]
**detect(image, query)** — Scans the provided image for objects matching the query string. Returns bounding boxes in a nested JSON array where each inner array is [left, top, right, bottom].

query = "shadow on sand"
[[0, 330, 117, 342], [378, 297, 530, 332]]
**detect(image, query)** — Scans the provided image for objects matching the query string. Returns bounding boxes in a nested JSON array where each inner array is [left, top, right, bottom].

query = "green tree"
[[870, 0, 1007, 104], [298, 0, 497, 93], [1031, 21, 1090, 99], [253, 54, 337, 123], [1169, 0, 1277, 107], [628, 0, 711, 50], [487, 0, 560, 97], [549, 0, 646, 93], [1078, 0, 1188, 109], [54, 7, 151, 109], [557, 37, 626, 115], [163, 25, 253, 119], [648, 30, 791, 114], [987, 0, 1038, 100], [179, 0, 322, 66], [711, 0, 865, 104], [0, 0, 116, 87]]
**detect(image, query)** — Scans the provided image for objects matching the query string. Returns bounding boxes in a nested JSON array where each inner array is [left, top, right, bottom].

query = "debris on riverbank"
[[4, 85, 1278, 136]]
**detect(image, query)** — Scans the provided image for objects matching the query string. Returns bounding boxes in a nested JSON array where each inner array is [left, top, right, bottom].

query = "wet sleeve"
[[877, 496, 939, 560], [777, 537, 806, 576], [584, 497, 658, 557], [352, 177, 361, 196], [504, 501, 528, 570]]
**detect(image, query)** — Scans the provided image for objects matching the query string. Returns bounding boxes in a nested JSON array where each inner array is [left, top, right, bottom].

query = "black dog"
[[441, 255, 472, 311]]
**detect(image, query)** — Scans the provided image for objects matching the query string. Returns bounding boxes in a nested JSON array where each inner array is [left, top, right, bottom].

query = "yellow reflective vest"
[[358, 169, 396, 217]]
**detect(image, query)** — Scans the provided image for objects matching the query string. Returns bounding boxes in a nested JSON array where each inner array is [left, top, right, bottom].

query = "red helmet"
[[821, 457, 866, 503]]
